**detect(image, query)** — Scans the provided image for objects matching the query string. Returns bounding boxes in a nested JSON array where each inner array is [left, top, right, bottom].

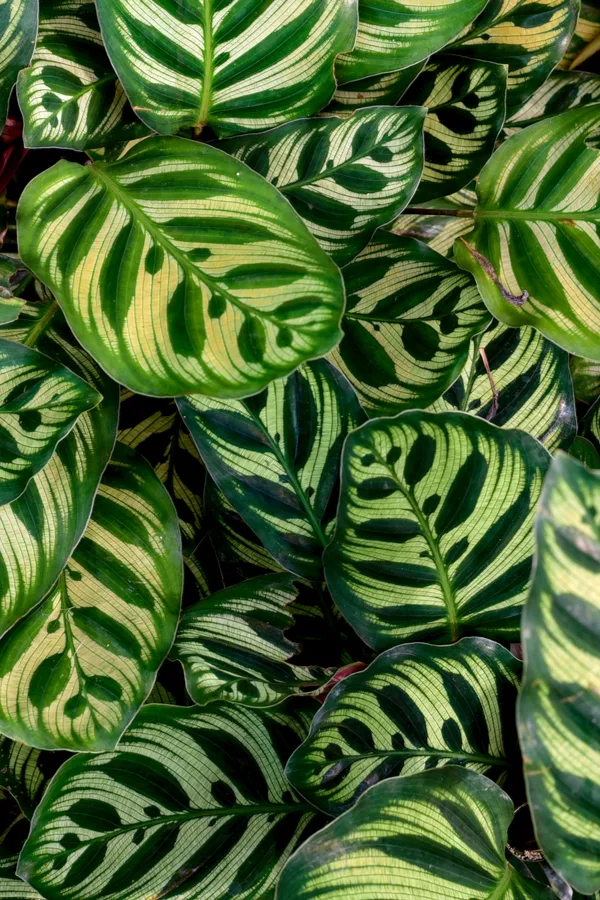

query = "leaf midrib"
[[197, 0, 213, 127], [475, 209, 600, 221], [322, 747, 508, 766]]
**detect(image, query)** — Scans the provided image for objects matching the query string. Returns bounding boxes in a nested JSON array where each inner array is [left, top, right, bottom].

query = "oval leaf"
[[0, 0, 37, 125], [570, 354, 600, 403], [506, 70, 600, 135], [328, 64, 425, 113]]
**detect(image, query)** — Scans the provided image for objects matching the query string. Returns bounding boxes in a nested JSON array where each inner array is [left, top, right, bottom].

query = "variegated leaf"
[[519, 454, 600, 894], [429, 322, 577, 451], [328, 64, 424, 113], [454, 106, 600, 360], [18, 136, 345, 398], [18, 702, 318, 900], [393, 185, 477, 255], [0, 255, 27, 322], [570, 354, 600, 402], [506, 70, 600, 136], [0, 303, 119, 637], [569, 435, 600, 467], [584, 397, 600, 448], [0, 0, 37, 126], [0, 737, 60, 818], [330, 233, 490, 416], [324, 411, 550, 649], [217, 107, 425, 266], [17, 0, 150, 150], [559, 0, 600, 68], [178, 360, 364, 581], [95, 0, 357, 137]]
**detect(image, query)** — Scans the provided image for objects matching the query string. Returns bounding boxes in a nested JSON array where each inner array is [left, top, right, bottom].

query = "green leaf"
[[506, 70, 600, 135], [429, 321, 577, 452], [286, 637, 521, 816], [178, 359, 364, 581], [584, 398, 600, 449], [0, 737, 59, 818], [0, 441, 182, 752], [570, 355, 600, 402], [18, 701, 319, 900], [331, 233, 490, 417], [94, 0, 357, 137], [324, 410, 550, 649], [172, 573, 330, 707], [17, 0, 150, 150], [335, 0, 489, 85], [276, 767, 554, 900], [0, 0, 37, 125], [0, 255, 28, 322], [559, 0, 600, 68], [569, 435, 600, 468], [0, 337, 101, 507], [328, 64, 425, 113], [403, 56, 507, 203], [518, 453, 600, 894], [217, 107, 425, 266], [453, 106, 600, 360], [393, 185, 476, 256], [18, 135, 345, 398], [448, 0, 579, 115], [0, 304, 119, 636]]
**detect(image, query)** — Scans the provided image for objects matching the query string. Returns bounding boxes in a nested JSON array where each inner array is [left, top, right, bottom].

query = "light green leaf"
[[18, 701, 318, 900], [328, 64, 424, 113], [0, 337, 101, 507], [0, 737, 58, 818], [277, 767, 553, 900], [570, 355, 600, 402], [0, 0, 37, 125], [0, 303, 119, 637], [17, 0, 150, 150], [330, 233, 490, 417], [178, 359, 364, 581], [393, 185, 476, 256], [569, 435, 600, 468], [506, 70, 600, 136], [18, 135, 345, 398], [448, 0, 579, 115], [286, 637, 521, 816], [335, 0, 489, 85], [324, 411, 550, 649], [172, 574, 330, 707], [0, 441, 182, 752], [454, 106, 600, 360], [0, 297, 24, 325], [217, 107, 425, 267], [429, 321, 577, 452], [518, 453, 600, 895], [95, 0, 357, 137]]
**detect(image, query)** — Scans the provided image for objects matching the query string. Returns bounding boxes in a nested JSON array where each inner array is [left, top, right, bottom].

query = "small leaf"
[[0, 0, 37, 125], [0, 737, 61, 818], [571, 355, 600, 403]]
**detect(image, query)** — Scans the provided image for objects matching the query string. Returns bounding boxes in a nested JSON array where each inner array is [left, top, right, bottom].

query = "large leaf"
[[454, 106, 600, 360], [448, 0, 579, 114], [0, 0, 37, 125], [171, 574, 329, 707], [17, 0, 150, 150], [0, 303, 119, 636], [330, 233, 490, 417], [324, 410, 550, 649], [277, 767, 553, 900], [18, 701, 318, 900], [429, 322, 577, 452], [0, 442, 182, 752], [518, 454, 600, 894], [217, 107, 425, 266], [95, 0, 357, 137], [178, 359, 364, 581], [506, 70, 600, 135], [334, 0, 489, 85], [18, 136, 345, 398], [286, 637, 521, 816]]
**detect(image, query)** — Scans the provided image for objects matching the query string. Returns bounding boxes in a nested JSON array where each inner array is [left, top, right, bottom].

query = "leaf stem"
[[404, 207, 475, 217], [22, 300, 58, 347]]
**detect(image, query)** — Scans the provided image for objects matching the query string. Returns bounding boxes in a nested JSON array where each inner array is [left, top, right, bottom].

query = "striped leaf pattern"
[[518, 454, 600, 894], [449, 0, 579, 114], [17, 0, 150, 150], [506, 70, 600, 135], [0, 442, 182, 752], [18, 702, 318, 900], [18, 136, 345, 399], [328, 64, 425, 113], [0, 737, 57, 818], [559, 0, 600, 68], [95, 0, 357, 137], [584, 398, 600, 450], [324, 411, 550, 649], [0, 304, 119, 636], [178, 360, 364, 581], [429, 322, 577, 452], [331, 233, 491, 417], [217, 107, 425, 266], [334, 0, 489, 85], [172, 574, 329, 707], [0, 0, 37, 125], [454, 106, 600, 361], [286, 637, 521, 816], [393, 185, 477, 256], [570, 354, 600, 402], [0, 337, 101, 507], [277, 767, 553, 900]]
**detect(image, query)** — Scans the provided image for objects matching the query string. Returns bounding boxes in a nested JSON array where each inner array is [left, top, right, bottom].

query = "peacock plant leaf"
[[0, 0, 37, 126], [0, 737, 58, 819], [454, 105, 600, 360], [217, 107, 425, 266], [570, 355, 600, 403], [17, 701, 319, 900], [178, 359, 365, 581], [17, 135, 345, 399], [285, 637, 521, 816], [559, 0, 600, 68], [94, 0, 358, 137], [505, 70, 600, 136], [518, 453, 600, 895], [330, 232, 491, 417], [393, 185, 477, 256], [324, 411, 550, 649], [328, 64, 425, 113], [276, 767, 554, 900]]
